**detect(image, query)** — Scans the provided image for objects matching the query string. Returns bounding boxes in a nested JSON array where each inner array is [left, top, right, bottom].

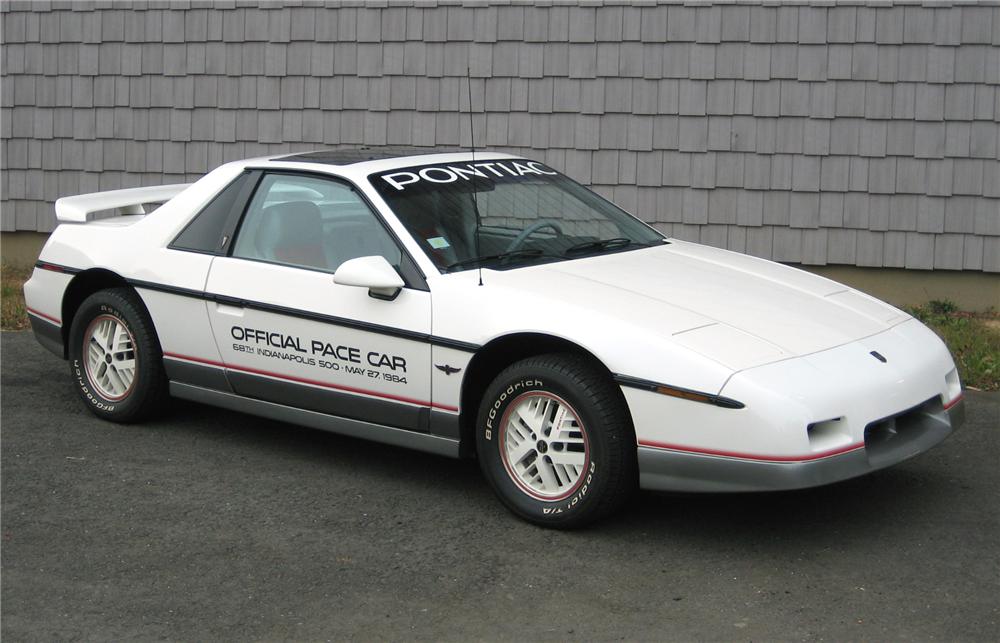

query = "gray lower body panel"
[[170, 381, 461, 458], [163, 356, 460, 440], [227, 370, 426, 432], [29, 315, 64, 359], [163, 358, 233, 392], [639, 396, 965, 493]]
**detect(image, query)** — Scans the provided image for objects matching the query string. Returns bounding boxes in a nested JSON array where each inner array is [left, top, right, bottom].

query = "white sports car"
[[25, 149, 965, 528]]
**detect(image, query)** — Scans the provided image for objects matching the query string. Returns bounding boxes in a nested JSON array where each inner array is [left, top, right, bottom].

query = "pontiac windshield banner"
[[374, 160, 558, 192], [231, 325, 409, 384]]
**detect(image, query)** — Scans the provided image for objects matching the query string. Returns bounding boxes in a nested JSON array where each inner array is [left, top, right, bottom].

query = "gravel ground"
[[2, 330, 998, 641]]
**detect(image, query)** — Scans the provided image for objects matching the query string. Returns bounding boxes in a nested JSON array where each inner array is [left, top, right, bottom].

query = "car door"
[[204, 171, 435, 433]]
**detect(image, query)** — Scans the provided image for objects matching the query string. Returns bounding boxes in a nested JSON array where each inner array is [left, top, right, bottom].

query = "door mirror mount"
[[333, 256, 405, 301]]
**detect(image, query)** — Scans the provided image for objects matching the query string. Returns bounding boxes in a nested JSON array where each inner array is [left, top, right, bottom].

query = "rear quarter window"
[[170, 171, 258, 254]]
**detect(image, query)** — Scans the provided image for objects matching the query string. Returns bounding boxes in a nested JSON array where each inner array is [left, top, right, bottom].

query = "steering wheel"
[[505, 219, 565, 253]]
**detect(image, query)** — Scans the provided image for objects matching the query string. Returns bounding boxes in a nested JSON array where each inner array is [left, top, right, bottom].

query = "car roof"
[[267, 147, 520, 173], [274, 146, 467, 165]]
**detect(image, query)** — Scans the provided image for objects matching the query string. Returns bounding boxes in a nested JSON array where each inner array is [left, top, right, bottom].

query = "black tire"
[[67, 288, 167, 423], [476, 353, 637, 529]]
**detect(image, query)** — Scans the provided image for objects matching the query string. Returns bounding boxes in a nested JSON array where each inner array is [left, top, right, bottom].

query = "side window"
[[171, 171, 257, 254], [231, 174, 402, 274]]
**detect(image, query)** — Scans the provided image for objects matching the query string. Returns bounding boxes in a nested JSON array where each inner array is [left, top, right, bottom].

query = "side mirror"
[[333, 256, 405, 301]]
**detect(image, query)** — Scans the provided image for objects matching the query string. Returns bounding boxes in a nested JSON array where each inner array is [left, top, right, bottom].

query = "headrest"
[[255, 200, 323, 255]]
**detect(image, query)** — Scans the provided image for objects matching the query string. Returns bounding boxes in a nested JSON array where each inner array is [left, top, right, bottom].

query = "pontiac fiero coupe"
[[25, 149, 965, 527]]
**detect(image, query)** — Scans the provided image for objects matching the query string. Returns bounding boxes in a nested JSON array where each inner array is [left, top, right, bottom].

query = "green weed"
[[1, 264, 32, 331], [907, 300, 999, 391]]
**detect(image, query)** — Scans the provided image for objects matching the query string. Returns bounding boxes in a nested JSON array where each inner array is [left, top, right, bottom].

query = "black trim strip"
[[29, 266, 477, 351], [35, 261, 82, 275], [126, 277, 480, 353], [613, 374, 746, 410], [425, 336, 481, 352], [128, 278, 206, 300]]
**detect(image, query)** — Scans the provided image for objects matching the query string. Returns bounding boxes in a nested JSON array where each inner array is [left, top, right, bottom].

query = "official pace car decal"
[[231, 325, 410, 385], [375, 160, 558, 192]]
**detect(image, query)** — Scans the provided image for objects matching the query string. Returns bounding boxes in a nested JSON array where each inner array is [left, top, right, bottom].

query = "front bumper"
[[638, 395, 965, 492]]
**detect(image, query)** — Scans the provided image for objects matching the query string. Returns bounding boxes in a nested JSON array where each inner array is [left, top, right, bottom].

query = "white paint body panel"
[[22, 268, 72, 325], [136, 288, 220, 366], [204, 257, 434, 408], [24, 151, 962, 493], [630, 318, 956, 458], [55, 183, 192, 222]]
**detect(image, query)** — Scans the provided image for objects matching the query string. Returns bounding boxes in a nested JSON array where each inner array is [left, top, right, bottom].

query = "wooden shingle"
[[1, 3, 997, 274]]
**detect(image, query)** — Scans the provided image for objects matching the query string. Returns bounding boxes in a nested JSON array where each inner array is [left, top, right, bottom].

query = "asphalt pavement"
[[2, 330, 998, 641]]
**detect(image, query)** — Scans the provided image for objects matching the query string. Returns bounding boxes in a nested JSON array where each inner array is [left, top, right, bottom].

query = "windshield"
[[370, 159, 665, 273]]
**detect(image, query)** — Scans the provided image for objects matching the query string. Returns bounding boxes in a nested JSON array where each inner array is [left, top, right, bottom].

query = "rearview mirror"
[[333, 256, 405, 301]]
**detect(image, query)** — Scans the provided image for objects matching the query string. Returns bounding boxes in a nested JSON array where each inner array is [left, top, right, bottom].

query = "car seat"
[[254, 201, 328, 270]]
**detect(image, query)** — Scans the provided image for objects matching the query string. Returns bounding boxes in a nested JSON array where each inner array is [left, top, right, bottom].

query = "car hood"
[[488, 240, 909, 371]]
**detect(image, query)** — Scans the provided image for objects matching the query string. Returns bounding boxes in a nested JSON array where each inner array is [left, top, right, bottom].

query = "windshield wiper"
[[444, 249, 553, 273], [564, 237, 667, 256], [564, 237, 636, 256]]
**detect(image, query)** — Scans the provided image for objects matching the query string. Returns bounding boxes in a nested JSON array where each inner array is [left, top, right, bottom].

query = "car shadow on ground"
[[160, 396, 956, 544], [616, 469, 947, 533]]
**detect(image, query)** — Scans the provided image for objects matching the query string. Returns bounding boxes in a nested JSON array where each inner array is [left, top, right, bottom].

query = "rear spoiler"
[[55, 183, 192, 223]]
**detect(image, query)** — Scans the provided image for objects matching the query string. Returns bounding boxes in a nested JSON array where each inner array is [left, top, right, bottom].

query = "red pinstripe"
[[163, 351, 459, 413], [641, 393, 963, 462], [637, 439, 866, 463], [26, 307, 61, 325], [36, 262, 68, 273]]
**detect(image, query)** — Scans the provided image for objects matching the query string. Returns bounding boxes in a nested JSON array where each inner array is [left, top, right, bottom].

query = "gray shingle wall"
[[1, 1, 998, 272]]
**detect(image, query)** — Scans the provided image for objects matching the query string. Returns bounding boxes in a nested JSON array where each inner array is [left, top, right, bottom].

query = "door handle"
[[212, 294, 245, 317], [212, 294, 245, 307]]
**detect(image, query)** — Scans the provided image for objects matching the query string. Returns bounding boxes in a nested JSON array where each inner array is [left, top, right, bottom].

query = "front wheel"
[[476, 353, 637, 528], [67, 288, 167, 423]]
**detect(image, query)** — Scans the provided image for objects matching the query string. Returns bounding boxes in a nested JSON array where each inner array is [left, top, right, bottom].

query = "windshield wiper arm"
[[444, 249, 548, 273], [564, 237, 635, 256]]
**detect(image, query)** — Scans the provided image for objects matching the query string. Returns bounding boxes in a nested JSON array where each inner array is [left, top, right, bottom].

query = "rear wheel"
[[476, 353, 637, 528], [67, 288, 167, 423]]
